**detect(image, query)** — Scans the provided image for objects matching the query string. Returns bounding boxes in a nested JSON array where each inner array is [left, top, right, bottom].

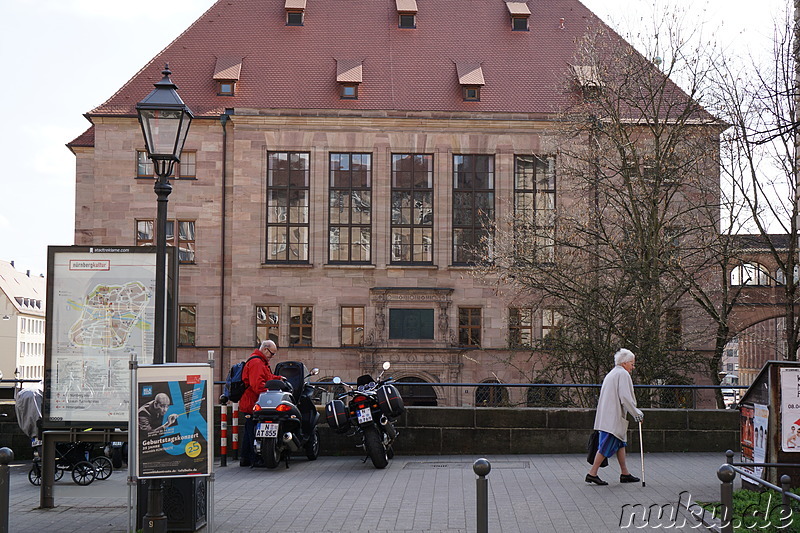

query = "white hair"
[[614, 348, 635, 366], [260, 339, 277, 353]]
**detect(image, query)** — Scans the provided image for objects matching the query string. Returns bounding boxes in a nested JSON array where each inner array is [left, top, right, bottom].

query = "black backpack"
[[224, 355, 259, 402]]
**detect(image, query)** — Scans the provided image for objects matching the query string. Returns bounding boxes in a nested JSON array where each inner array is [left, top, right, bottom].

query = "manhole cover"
[[403, 461, 529, 470]]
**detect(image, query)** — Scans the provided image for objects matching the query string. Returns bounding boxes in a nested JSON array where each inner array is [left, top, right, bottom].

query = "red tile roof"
[[87, 0, 697, 121], [66, 125, 95, 152]]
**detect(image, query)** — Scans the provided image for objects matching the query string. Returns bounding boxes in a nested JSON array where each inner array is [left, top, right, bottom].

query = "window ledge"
[[261, 263, 314, 268], [448, 264, 477, 270], [324, 263, 376, 269], [387, 264, 438, 270]]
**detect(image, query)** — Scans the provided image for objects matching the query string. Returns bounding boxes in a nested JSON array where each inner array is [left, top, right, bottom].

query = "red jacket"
[[239, 349, 279, 413]]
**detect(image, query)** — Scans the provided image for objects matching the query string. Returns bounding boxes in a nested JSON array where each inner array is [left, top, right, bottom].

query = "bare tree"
[[711, 5, 800, 362], [476, 9, 735, 406]]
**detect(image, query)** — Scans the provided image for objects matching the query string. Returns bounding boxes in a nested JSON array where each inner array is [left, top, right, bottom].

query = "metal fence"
[[716, 450, 800, 532]]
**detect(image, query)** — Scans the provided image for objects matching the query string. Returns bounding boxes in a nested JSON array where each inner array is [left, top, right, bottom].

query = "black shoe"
[[239, 461, 251, 467], [620, 473, 640, 483], [585, 474, 608, 486]]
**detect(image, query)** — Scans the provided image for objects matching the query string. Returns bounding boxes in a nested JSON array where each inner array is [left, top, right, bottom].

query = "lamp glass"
[[139, 109, 192, 160]]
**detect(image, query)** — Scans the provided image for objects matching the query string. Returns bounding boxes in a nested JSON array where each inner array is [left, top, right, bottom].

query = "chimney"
[[10, 260, 14, 268], [26, 270, 30, 277]]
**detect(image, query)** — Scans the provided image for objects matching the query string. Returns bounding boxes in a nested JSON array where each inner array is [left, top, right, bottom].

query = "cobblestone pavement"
[[6, 452, 727, 532]]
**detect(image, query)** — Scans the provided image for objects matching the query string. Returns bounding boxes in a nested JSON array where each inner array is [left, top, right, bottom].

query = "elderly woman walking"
[[585, 348, 644, 486]]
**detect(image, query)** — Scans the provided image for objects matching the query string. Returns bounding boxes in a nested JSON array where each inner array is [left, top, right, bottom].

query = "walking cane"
[[638, 419, 646, 487]]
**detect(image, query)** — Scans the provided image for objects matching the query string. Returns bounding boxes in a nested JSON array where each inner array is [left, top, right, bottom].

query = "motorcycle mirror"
[[383, 361, 391, 370], [311, 368, 320, 376], [333, 377, 342, 384]]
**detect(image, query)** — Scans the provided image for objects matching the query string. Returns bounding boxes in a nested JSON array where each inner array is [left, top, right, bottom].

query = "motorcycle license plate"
[[111, 442, 123, 446], [357, 408, 373, 424], [256, 423, 279, 438]]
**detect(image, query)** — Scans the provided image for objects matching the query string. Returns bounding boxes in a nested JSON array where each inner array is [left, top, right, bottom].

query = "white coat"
[[593, 365, 642, 442]]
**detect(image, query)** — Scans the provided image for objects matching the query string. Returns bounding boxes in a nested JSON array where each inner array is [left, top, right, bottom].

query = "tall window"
[[256, 306, 280, 345], [136, 219, 196, 263], [137, 150, 196, 179], [267, 152, 310, 262], [289, 306, 313, 346], [179, 305, 196, 346], [459, 307, 482, 347], [509, 308, 533, 347], [514, 155, 556, 262], [329, 153, 372, 263], [541, 309, 562, 342], [453, 155, 494, 264], [665, 308, 682, 345], [391, 154, 434, 264], [341, 306, 365, 346]]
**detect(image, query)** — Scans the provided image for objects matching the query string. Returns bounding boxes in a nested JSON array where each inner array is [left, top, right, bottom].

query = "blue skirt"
[[597, 431, 627, 458]]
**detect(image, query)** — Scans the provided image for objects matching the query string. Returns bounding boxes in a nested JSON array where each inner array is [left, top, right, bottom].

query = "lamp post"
[[136, 64, 193, 365], [136, 64, 193, 533]]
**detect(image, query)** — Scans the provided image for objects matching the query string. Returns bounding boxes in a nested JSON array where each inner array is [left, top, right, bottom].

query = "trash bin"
[[137, 477, 207, 531]]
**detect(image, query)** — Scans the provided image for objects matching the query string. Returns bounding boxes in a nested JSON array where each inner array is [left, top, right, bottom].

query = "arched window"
[[730, 262, 771, 286], [395, 376, 438, 406], [526, 380, 560, 407], [775, 265, 799, 286], [475, 379, 509, 406]]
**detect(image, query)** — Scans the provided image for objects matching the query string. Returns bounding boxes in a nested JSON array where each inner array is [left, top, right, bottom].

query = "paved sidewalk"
[[7, 452, 726, 532]]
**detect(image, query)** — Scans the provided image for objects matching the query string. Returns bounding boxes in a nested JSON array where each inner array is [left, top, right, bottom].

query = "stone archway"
[[395, 376, 438, 406]]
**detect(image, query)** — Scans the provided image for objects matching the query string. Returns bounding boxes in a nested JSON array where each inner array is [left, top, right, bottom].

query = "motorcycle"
[[325, 361, 405, 469], [252, 361, 320, 468], [104, 428, 127, 468]]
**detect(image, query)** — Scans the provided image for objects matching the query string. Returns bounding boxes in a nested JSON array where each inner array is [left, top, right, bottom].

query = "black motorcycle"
[[252, 361, 320, 468], [325, 362, 404, 469]]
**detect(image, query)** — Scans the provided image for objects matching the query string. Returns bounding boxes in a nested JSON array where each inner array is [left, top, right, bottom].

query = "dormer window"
[[572, 64, 604, 99], [506, 2, 530, 31], [396, 0, 417, 28], [456, 62, 485, 102], [399, 13, 415, 28], [341, 84, 358, 99], [463, 86, 480, 101], [287, 11, 304, 25], [285, 0, 306, 25], [337, 59, 363, 100], [218, 81, 235, 96], [213, 56, 243, 97]]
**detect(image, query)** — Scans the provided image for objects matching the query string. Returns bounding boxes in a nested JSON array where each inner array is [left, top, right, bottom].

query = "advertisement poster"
[[781, 367, 800, 452], [753, 404, 769, 479], [740, 404, 755, 475], [45, 247, 157, 425], [136, 364, 212, 478]]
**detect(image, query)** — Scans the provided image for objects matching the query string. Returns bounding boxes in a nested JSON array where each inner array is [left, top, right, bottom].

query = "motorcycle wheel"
[[363, 425, 389, 469], [261, 438, 281, 469], [111, 447, 123, 469], [305, 427, 320, 461]]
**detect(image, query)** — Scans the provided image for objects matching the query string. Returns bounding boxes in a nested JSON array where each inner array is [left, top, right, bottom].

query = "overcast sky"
[[0, 0, 787, 277]]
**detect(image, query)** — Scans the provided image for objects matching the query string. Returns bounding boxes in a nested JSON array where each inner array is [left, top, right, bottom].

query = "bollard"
[[0, 447, 14, 533], [725, 449, 734, 465], [473, 458, 491, 533], [781, 475, 792, 530], [232, 405, 239, 460], [717, 464, 735, 533], [220, 403, 228, 467]]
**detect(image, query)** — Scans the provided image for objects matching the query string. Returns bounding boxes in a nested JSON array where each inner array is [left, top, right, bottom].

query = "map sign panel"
[[45, 247, 158, 426]]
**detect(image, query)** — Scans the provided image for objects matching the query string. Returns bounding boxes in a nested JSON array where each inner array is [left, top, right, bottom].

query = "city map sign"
[[44, 246, 169, 428]]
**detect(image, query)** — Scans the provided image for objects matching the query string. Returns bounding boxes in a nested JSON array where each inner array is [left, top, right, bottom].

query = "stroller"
[[16, 387, 113, 486]]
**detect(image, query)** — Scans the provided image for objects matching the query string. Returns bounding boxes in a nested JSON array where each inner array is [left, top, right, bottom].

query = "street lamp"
[[136, 64, 193, 366], [136, 64, 192, 533]]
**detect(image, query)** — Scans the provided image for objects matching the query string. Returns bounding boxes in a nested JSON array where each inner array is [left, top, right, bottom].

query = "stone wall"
[[0, 402, 738, 461]]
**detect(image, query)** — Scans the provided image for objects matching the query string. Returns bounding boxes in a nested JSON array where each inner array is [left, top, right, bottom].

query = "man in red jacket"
[[239, 339, 282, 467]]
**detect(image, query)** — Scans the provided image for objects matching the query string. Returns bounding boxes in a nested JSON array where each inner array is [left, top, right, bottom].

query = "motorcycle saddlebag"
[[325, 400, 350, 433], [377, 384, 405, 418]]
